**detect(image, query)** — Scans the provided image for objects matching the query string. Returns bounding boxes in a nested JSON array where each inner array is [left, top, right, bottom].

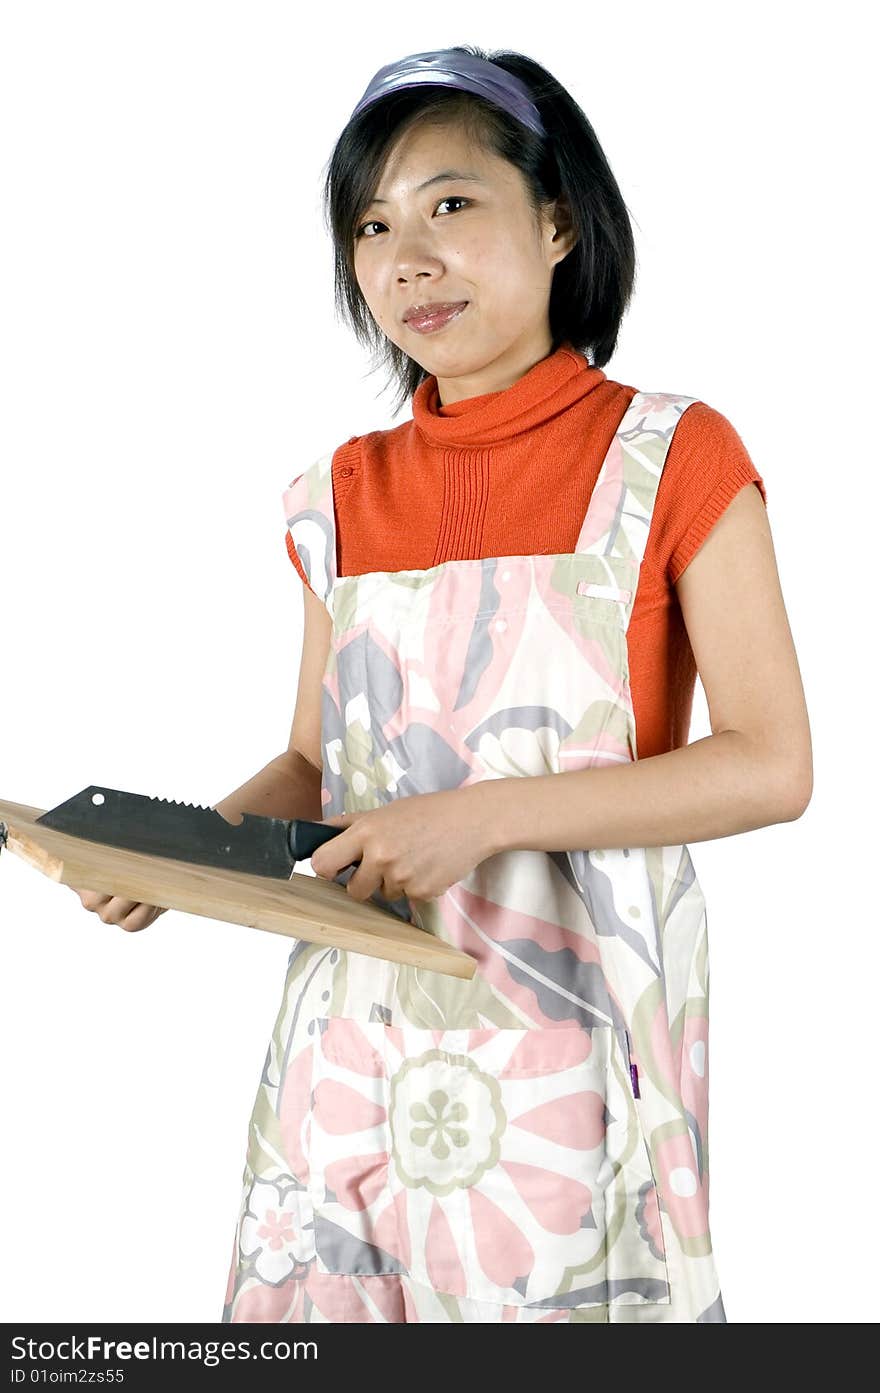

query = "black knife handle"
[[287, 818, 360, 871]]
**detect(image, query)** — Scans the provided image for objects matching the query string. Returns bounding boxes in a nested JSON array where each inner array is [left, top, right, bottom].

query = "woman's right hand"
[[69, 887, 168, 933]]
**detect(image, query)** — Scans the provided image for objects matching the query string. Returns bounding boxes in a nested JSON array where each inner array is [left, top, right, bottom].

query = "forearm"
[[474, 729, 806, 856], [212, 749, 323, 824]]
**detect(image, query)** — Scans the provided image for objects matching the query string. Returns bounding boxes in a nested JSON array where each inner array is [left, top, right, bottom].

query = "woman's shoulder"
[[282, 435, 361, 509]]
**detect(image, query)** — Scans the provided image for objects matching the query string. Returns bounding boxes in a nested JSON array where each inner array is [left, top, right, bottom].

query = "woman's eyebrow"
[[367, 170, 487, 208]]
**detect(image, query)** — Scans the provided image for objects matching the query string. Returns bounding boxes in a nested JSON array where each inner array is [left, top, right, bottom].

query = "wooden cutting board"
[[0, 796, 477, 979]]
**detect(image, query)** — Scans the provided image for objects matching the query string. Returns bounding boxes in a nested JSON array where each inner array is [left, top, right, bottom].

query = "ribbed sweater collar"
[[410, 339, 607, 448]]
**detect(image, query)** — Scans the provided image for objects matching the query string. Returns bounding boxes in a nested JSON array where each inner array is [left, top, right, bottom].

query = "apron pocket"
[[307, 1018, 671, 1310]]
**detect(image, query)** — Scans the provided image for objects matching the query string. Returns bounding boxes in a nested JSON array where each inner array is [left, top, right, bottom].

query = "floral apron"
[[221, 390, 726, 1324]]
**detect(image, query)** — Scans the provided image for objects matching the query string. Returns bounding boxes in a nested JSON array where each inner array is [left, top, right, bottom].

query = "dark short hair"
[[321, 44, 637, 418]]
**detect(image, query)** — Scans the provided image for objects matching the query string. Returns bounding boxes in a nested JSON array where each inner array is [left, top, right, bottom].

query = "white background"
[[1, 0, 876, 1324]]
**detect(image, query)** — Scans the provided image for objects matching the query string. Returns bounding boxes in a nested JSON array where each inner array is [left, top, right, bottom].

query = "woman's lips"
[[404, 302, 469, 333]]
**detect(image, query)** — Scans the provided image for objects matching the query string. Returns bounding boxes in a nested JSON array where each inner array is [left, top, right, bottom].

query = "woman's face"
[[352, 119, 576, 405]]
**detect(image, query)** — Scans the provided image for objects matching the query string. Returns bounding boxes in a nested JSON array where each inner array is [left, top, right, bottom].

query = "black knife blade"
[[35, 785, 352, 879]]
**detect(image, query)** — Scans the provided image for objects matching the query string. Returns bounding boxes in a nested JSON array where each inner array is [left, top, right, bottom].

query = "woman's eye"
[[355, 196, 469, 240], [433, 196, 470, 218]]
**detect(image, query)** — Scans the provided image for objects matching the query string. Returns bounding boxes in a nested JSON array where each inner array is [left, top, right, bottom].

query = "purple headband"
[[350, 49, 546, 138]]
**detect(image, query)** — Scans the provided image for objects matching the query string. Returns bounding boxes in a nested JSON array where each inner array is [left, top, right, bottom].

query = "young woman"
[[215, 45, 812, 1324]]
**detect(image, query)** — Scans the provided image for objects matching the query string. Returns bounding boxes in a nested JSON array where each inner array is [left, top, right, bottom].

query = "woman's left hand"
[[309, 787, 495, 903]]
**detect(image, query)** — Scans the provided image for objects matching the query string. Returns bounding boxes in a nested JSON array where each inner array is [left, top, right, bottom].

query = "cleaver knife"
[[34, 785, 413, 917], [35, 784, 352, 878]]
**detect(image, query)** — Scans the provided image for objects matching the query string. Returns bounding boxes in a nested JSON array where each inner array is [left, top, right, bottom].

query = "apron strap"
[[574, 391, 699, 571], [283, 449, 338, 608]]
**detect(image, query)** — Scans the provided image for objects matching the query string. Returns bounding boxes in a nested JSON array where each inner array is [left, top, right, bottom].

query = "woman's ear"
[[547, 197, 578, 264]]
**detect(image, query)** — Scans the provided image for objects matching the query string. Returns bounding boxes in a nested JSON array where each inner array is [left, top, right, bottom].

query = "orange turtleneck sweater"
[[285, 341, 767, 760]]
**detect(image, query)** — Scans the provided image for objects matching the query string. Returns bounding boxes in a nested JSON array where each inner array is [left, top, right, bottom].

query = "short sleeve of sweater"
[[649, 401, 768, 586]]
